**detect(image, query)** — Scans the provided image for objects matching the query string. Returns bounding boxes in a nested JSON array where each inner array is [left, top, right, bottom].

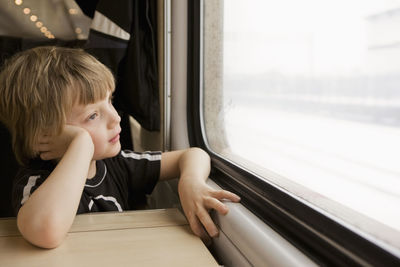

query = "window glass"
[[202, 0, 400, 254]]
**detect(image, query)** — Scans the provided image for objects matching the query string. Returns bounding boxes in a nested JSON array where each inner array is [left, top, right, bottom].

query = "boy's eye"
[[88, 113, 98, 121]]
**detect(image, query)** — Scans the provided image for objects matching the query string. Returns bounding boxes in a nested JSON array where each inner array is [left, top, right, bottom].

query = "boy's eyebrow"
[[70, 91, 112, 117], [68, 104, 92, 120]]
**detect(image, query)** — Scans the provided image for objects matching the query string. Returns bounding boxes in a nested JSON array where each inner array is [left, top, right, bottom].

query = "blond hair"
[[0, 46, 115, 165]]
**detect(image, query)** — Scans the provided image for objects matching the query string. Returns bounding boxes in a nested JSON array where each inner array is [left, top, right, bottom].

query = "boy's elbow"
[[17, 215, 66, 249], [35, 226, 65, 249]]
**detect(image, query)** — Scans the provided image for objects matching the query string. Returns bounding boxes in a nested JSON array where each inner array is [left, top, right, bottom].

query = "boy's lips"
[[109, 130, 121, 143]]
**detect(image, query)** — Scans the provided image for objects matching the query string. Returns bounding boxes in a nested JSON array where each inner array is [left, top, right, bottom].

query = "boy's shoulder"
[[12, 158, 55, 214], [13, 158, 55, 187], [103, 150, 162, 176]]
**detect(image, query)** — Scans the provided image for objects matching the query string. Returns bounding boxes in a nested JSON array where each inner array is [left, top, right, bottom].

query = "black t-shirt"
[[12, 150, 161, 215]]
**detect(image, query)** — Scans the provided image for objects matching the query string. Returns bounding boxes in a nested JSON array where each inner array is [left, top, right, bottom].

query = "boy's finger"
[[187, 214, 210, 245], [187, 212, 204, 236], [37, 136, 51, 144], [196, 208, 219, 238], [40, 152, 51, 160], [211, 190, 241, 202], [38, 143, 50, 150], [39, 151, 60, 161], [204, 197, 228, 215]]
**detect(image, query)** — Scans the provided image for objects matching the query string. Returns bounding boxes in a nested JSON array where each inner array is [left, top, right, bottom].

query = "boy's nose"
[[108, 109, 121, 128], [112, 113, 121, 126]]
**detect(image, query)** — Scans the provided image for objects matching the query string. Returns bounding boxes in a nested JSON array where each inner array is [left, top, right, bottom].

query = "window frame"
[[186, 0, 400, 265]]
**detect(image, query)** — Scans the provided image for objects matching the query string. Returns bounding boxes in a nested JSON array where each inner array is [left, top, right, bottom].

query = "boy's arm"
[[160, 147, 240, 245], [17, 126, 94, 248]]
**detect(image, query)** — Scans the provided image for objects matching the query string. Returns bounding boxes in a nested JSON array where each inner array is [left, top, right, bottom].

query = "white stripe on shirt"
[[21, 175, 40, 205], [88, 195, 123, 212], [121, 150, 161, 161], [85, 164, 107, 188]]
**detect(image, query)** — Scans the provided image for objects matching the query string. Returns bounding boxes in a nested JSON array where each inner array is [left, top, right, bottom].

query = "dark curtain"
[[0, 122, 19, 217], [77, 0, 160, 132]]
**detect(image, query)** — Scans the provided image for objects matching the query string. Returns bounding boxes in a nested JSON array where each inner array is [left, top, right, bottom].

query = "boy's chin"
[[109, 142, 122, 157], [94, 142, 121, 160]]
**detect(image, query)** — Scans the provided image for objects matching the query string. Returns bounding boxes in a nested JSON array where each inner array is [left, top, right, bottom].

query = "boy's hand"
[[178, 177, 240, 245], [34, 125, 92, 161]]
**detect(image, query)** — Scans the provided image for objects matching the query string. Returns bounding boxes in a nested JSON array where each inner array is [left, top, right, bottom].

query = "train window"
[[201, 0, 400, 259]]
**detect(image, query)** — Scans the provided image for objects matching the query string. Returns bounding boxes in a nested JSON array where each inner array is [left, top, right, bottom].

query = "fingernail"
[[212, 230, 219, 237], [223, 206, 229, 214]]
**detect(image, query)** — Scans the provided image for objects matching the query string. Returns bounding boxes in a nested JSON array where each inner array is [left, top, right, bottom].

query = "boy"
[[0, 46, 240, 248]]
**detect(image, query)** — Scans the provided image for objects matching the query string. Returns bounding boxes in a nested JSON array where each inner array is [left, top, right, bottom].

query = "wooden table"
[[0, 208, 218, 267]]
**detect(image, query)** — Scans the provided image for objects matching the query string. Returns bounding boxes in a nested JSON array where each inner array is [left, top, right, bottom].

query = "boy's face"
[[67, 91, 121, 160]]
